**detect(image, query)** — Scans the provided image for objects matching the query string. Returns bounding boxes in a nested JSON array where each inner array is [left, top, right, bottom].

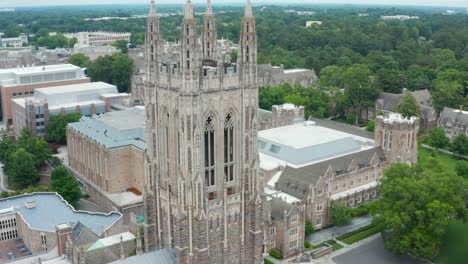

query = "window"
[[316, 188, 323, 196], [269, 144, 281, 154], [224, 113, 234, 182], [204, 116, 215, 187], [316, 203, 323, 212], [289, 214, 298, 225], [41, 233, 47, 252], [315, 217, 322, 226], [289, 228, 298, 249], [270, 227, 275, 236]]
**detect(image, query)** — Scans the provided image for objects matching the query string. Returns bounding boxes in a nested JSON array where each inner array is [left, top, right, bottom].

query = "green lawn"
[[336, 224, 383, 245], [418, 146, 460, 173]]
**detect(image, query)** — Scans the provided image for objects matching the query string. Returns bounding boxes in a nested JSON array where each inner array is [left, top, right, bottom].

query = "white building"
[[64, 31, 131, 47], [0, 34, 28, 48], [380, 15, 419, 20], [11, 82, 129, 137]]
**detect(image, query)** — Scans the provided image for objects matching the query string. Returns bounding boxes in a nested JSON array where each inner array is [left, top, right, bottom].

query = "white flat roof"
[[330, 181, 379, 201], [0, 64, 81, 75], [265, 187, 301, 204], [37, 81, 116, 96], [259, 121, 370, 149]]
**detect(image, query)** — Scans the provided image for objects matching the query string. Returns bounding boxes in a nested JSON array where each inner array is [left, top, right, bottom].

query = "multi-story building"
[[64, 31, 131, 47], [366, 89, 437, 133], [257, 64, 318, 88], [380, 15, 419, 20], [0, 49, 33, 69], [262, 113, 419, 229], [142, 0, 266, 262], [438, 106, 468, 140], [67, 107, 146, 224], [11, 82, 128, 137], [0, 33, 28, 48], [0, 64, 90, 123], [0, 193, 123, 257]]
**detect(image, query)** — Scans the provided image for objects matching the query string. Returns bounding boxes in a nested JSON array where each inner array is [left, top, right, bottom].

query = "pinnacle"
[[245, 0, 253, 17], [184, 0, 194, 19]]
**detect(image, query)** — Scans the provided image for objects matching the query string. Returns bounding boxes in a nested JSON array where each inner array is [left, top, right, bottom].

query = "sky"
[[0, 0, 466, 8]]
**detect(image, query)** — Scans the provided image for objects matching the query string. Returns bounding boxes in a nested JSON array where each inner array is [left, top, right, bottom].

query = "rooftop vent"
[[25, 200, 37, 209]]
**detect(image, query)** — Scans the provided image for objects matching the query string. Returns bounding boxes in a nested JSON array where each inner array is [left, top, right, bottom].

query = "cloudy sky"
[[0, 0, 466, 8]]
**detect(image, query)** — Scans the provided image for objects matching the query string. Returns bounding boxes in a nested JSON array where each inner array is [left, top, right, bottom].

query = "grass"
[[336, 224, 383, 245], [418, 146, 459, 172], [264, 259, 274, 264]]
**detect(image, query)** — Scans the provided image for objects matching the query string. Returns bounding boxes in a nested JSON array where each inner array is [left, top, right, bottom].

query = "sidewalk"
[[306, 215, 372, 245]]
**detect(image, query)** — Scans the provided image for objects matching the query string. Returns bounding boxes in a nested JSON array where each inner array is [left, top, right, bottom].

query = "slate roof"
[[270, 197, 294, 220], [377, 89, 435, 119], [438, 107, 468, 129], [109, 248, 176, 264], [68, 107, 146, 150], [308, 118, 374, 139], [275, 147, 386, 199]]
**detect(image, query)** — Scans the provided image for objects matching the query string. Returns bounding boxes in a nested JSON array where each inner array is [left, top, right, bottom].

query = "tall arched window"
[[204, 116, 215, 187], [224, 113, 234, 182]]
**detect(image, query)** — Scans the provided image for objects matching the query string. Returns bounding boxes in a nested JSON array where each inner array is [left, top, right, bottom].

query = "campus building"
[[0, 64, 90, 123], [438, 106, 468, 140], [0, 34, 28, 48], [67, 107, 146, 224], [11, 82, 128, 137], [64, 31, 131, 47], [0, 193, 123, 258]]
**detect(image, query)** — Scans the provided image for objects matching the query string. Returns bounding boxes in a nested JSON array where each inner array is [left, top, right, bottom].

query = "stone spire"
[[184, 0, 194, 19], [149, 0, 156, 16], [203, 0, 217, 60], [136, 227, 143, 255], [245, 0, 253, 17], [206, 0, 213, 15]]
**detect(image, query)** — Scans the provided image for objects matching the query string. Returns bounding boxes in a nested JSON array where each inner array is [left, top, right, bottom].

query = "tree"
[[455, 161, 468, 179], [451, 134, 468, 156], [428, 127, 449, 150], [376, 69, 407, 93], [87, 55, 114, 84], [51, 165, 81, 208], [374, 162, 467, 259], [342, 64, 379, 124], [46, 113, 82, 143], [68, 53, 91, 68], [432, 81, 465, 112], [18, 129, 52, 168], [111, 40, 128, 54], [395, 91, 420, 118], [305, 220, 315, 236], [8, 148, 38, 189], [111, 54, 134, 93], [319, 65, 343, 88], [331, 202, 352, 226]]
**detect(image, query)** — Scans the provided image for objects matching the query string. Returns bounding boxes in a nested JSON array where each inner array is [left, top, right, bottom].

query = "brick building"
[[0, 64, 89, 123]]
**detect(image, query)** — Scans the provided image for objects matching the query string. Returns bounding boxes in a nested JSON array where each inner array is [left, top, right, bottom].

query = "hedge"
[[340, 226, 382, 244], [336, 224, 375, 241], [264, 259, 274, 264], [269, 249, 283, 260]]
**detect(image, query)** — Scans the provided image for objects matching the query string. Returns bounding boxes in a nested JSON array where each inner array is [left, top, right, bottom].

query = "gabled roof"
[[438, 107, 468, 128], [377, 89, 435, 118], [276, 147, 385, 199], [270, 197, 295, 220]]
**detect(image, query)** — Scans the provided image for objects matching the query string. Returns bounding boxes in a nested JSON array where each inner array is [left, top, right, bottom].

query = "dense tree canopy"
[[8, 148, 38, 189], [51, 166, 81, 208], [374, 161, 468, 259], [86, 53, 134, 93], [46, 113, 82, 143], [428, 127, 450, 150]]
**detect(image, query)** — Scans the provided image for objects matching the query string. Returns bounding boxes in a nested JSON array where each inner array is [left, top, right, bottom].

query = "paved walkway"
[[306, 215, 372, 245]]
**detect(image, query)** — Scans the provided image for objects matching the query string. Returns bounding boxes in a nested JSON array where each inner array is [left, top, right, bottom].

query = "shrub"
[[304, 241, 312, 249], [269, 249, 283, 260], [331, 202, 352, 226], [264, 259, 274, 264], [455, 160, 468, 179], [305, 219, 315, 236], [366, 120, 375, 132]]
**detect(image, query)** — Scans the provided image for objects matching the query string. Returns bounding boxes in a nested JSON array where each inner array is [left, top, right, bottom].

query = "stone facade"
[[257, 64, 318, 88], [375, 113, 419, 166], [143, 1, 266, 263], [367, 89, 437, 133], [438, 106, 468, 140], [258, 104, 305, 131]]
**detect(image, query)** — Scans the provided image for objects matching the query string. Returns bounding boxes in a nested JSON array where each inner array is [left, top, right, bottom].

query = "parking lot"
[[0, 238, 32, 262]]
